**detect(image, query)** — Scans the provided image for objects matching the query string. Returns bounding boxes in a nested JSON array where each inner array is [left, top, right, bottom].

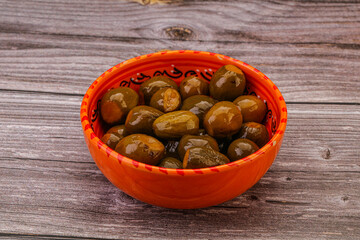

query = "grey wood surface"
[[0, 0, 359, 239]]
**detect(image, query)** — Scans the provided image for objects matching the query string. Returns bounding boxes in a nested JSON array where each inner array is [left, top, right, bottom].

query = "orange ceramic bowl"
[[80, 50, 287, 209]]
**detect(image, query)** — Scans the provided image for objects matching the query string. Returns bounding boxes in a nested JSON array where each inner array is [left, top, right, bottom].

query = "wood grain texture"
[[1, 0, 359, 44], [0, 90, 359, 239], [1, 0, 360, 239], [0, 0, 360, 103], [0, 91, 359, 171]]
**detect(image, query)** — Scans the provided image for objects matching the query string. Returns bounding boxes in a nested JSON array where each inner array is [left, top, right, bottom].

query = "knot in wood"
[[341, 196, 349, 202], [131, 0, 175, 5], [248, 195, 258, 201], [321, 148, 331, 160], [165, 26, 193, 40]]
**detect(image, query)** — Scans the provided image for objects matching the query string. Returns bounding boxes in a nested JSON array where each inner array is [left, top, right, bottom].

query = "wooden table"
[[1, 0, 359, 239]]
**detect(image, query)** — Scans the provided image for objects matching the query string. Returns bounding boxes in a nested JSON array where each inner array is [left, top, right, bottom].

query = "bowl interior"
[[87, 52, 281, 146]]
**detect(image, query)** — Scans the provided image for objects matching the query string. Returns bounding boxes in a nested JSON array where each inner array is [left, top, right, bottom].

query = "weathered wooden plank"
[[0, 37, 359, 103], [1, 0, 360, 239], [0, 90, 359, 239], [0, 159, 359, 239], [0, 0, 360, 103], [1, 0, 359, 44], [0, 234, 99, 240]]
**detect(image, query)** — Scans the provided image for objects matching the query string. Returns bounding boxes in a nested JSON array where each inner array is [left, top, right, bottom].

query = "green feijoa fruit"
[[125, 106, 163, 135], [152, 111, 199, 139]]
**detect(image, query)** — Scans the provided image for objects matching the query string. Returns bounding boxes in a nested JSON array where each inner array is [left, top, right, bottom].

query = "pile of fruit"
[[99, 65, 269, 169]]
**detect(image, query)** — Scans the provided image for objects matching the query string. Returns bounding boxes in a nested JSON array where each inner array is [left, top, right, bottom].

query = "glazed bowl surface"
[[80, 50, 287, 209]]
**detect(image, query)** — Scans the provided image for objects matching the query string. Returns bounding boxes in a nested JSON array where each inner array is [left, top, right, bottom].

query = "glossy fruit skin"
[[124, 106, 164, 135], [178, 135, 219, 160], [101, 125, 126, 149], [209, 65, 246, 101], [101, 134, 121, 150], [179, 76, 209, 100], [163, 140, 180, 158], [233, 95, 267, 123], [100, 87, 139, 125], [106, 125, 126, 137], [115, 134, 165, 166], [183, 147, 230, 169], [152, 111, 199, 139], [159, 157, 183, 169], [139, 76, 179, 104], [203, 101, 243, 138], [237, 122, 270, 148], [181, 95, 217, 126], [150, 88, 181, 112], [227, 138, 259, 162]]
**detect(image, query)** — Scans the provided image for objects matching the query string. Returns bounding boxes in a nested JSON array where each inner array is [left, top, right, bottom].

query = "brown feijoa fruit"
[[181, 95, 217, 126], [149, 88, 181, 113], [203, 101, 243, 138], [177, 134, 219, 160], [100, 87, 139, 125], [227, 138, 259, 162], [115, 134, 165, 166], [179, 76, 209, 100], [233, 95, 267, 123], [209, 65, 246, 101], [237, 122, 270, 148], [101, 125, 126, 149], [158, 157, 183, 169], [139, 76, 178, 104], [183, 147, 230, 169]]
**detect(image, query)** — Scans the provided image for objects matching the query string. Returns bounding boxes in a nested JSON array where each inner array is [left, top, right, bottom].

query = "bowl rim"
[[80, 50, 287, 176]]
